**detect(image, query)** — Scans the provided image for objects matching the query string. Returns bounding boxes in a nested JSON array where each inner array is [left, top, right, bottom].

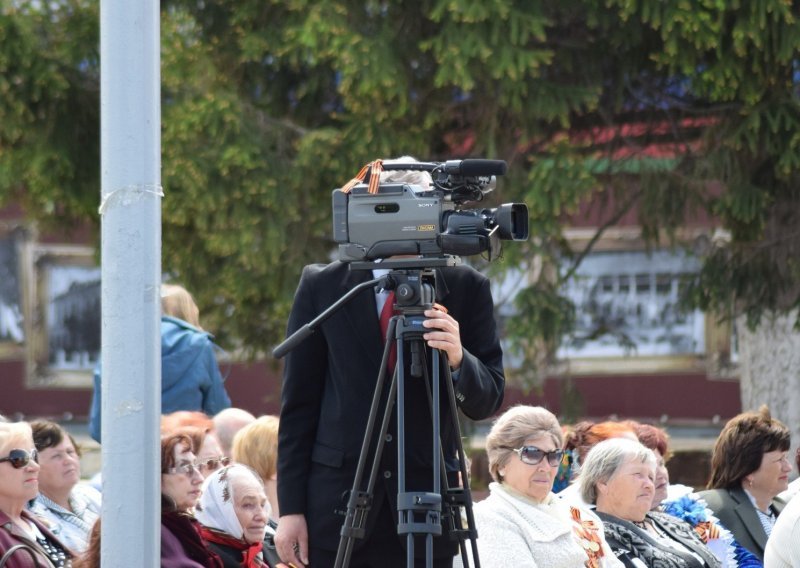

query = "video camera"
[[332, 159, 528, 263]]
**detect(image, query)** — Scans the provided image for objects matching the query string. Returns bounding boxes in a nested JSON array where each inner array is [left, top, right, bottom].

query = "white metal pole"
[[99, 0, 162, 565]]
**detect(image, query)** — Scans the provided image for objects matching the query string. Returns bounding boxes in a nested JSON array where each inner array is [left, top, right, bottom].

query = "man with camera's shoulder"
[[274, 258, 505, 568]]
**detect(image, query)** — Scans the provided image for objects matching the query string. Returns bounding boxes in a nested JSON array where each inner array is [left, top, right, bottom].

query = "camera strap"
[[340, 159, 383, 194]]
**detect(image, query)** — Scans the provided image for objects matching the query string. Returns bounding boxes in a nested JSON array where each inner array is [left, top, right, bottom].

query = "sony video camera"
[[332, 159, 528, 263]]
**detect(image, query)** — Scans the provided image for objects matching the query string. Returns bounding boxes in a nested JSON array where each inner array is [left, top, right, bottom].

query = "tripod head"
[[380, 268, 437, 316], [272, 257, 458, 360]]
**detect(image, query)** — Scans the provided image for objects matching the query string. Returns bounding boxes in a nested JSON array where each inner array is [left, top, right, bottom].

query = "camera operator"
[[274, 160, 506, 568]]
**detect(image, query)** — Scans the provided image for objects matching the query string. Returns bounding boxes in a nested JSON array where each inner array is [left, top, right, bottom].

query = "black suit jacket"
[[696, 486, 786, 562], [277, 261, 505, 556]]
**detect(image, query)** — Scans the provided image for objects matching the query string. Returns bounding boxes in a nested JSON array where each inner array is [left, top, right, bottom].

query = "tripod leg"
[[439, 360, 481, 568], [418, 349, 481, 568], [335, 317, 401, 568]]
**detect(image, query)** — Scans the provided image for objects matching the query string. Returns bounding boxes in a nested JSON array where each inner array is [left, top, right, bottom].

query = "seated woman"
[[196, 464, 270, 567], [161, 411, 230, 478], [0, 421, 74, 568], [160, 429, 223, 567], [462, 405, 621, 567], [231, 416, 281, 567], [696, 405, 791, 563], [27, 420, 101, 553], [76, 429, 222, 568], [580, 438, 721, 568], [635, 423, 756, 568], [557, 420, 637, 503]]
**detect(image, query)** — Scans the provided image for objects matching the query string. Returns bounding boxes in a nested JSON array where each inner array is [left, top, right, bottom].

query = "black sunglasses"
[[507, 446, 564, 467], [0, 448, 39, 469]]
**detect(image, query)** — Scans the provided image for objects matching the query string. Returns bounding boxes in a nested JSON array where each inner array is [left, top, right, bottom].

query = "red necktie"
[[379, 291, 397, 372]]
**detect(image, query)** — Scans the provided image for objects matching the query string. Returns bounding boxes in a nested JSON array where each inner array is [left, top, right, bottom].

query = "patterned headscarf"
[[196, 464, 267, 540]]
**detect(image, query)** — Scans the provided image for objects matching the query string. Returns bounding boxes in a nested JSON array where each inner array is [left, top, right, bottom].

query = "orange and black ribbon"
[[341, 159, 383, 194], [694, 520, 720, 544]]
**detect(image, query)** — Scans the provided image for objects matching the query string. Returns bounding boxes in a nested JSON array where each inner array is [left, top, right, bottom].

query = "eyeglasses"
[[198, 456, 230, 473], [506, 446, 564, 467], [164, 462, 202, 476], [0, 448, 39, 469]]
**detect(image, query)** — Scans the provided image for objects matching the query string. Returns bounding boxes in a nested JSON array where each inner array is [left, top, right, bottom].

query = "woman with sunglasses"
[[461, 405, 621, 567], [0, 422, 74, 568], [75, 429, 223, 568], [160, 429, 224, 568], [580, 438, 721, 568], [160, 411, 231, 478]]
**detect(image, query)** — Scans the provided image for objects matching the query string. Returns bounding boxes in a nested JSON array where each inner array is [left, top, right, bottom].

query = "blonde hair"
[[231, 415, 280, 481], [0, 422, 34, 454], [161, 284, 201, 328]]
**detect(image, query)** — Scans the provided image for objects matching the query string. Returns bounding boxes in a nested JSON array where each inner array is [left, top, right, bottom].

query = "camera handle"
[[272, 276, 386, 359], [334, 311, 481, 568]]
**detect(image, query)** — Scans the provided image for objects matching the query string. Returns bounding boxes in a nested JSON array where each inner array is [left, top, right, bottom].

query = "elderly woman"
[[696, 406, 791, 563], [196, 464, 270, 567], [161, 411, 230, 477], [231, 416, 281, 568], [557, 420, 637, 504], [0, 422, 73, 568], [634, 424, 748, 567], [465, 405, 621, 567], [580, 438, 721, 568], [77, 429, 222, 568], [27, 420, 101, 553], [160, 429, 223, 567]]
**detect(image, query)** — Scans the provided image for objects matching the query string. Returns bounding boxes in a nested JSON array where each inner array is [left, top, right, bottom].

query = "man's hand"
[[422, 307, 463, 369], [275, 513, 309, 567]]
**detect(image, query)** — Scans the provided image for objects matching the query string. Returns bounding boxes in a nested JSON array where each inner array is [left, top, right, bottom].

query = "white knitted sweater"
[[455, 483, 623, 568]]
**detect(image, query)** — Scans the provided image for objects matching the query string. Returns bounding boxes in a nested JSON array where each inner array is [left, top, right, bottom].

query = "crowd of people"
[[1, 166, 799, 567], [1, 405, 797, 567]]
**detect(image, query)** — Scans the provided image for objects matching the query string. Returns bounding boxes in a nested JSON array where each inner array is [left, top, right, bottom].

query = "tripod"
[[333, 269, 481, 568]]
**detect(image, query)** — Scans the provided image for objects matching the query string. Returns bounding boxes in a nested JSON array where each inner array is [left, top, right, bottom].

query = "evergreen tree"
[[1, 1, 798, 420]]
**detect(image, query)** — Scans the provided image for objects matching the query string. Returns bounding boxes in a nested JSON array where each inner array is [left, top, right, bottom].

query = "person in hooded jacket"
[[88, 283, 231, 443]]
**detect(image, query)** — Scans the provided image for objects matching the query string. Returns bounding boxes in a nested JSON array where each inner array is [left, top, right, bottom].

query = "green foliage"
[[0, 0, 99, 226], [1, 0, 799, 377]]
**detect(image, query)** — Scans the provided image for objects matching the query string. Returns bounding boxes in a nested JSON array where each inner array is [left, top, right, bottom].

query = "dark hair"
[[707, 405, 790, 490], [31, 419, 82, 458]]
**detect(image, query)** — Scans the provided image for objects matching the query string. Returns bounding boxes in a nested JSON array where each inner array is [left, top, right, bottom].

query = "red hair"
[[564, 420, 635, 464], [160, 411, 213, 434]]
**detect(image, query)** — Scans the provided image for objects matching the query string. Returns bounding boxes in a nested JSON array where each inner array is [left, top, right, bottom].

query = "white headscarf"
[[195, 464, 267, 540]]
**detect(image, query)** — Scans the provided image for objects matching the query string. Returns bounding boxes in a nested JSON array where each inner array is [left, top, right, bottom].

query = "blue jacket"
[[88, 315, 231, 442]]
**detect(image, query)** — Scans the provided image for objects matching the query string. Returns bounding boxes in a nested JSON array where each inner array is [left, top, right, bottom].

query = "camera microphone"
[[443, 159, 507, 177]]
